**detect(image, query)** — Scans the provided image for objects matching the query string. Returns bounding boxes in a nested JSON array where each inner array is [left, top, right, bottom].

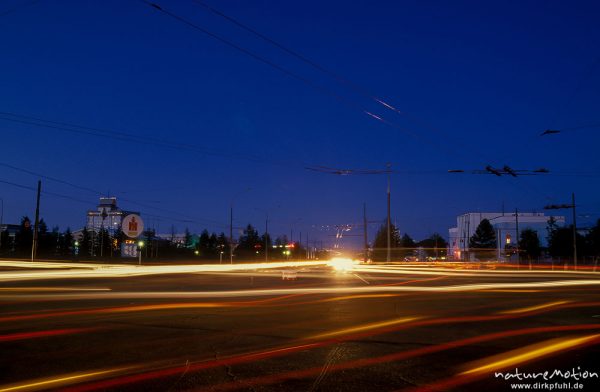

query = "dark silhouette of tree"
[[417, 233, 448, 259], [587, 219, 600, 260], [372, 223, 401, 261], [15, 216, 33, 256], [79, 228, 91, 258], [238, 224, 261, 259], [61, 228, 73, 256], [548, 225, 585, 260], [519, 229, 541, 260], [469, 219, 496, 260]]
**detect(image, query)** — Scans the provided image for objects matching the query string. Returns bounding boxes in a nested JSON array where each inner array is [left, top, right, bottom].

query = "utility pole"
[[572, 193, 577, 268], [229, 206, 233, 264], [306, 233, 309, 259], [515, 208, 520, 265], [31, 180, 41, 261], [386, 163, 391, 262], [363, 202, 368, 262]]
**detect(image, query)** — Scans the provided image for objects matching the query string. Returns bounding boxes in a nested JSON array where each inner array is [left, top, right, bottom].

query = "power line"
[[0, 0, 41, 18], [190, 0, 403, 115], [0, 163, 230, 229], [142, 1, 444, 148], [0, 111, 291, 167]]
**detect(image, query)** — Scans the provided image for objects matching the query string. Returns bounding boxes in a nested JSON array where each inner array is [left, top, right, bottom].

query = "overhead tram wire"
[[189, 0, 452, 137], [0, 0, 41, 18], [0, 177, 229, 229], [141, 1, 457, 157], [0, 163, 230, 229], [0, 112, 294, 168], [189, 0, 401, 113]]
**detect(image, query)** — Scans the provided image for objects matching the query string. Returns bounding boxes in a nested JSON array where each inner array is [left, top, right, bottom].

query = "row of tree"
[[370, 223, 448, 261], [467, 218, 600, 262], [0, 218, 321, 261]]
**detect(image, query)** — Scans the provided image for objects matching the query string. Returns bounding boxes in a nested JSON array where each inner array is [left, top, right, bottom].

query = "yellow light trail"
[[306, 316, 420, 340], [0, 366, 137, 392], [461, 333, 600, 376], [3, 279, 600, 302], [0, 260, 330, 283], [0, 287, 111, 292], [499, 300, 571, 314]]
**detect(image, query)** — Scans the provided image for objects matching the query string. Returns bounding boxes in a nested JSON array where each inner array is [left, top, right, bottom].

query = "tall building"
[[448, 212, 565, 260], [86, 197, 139, 234]]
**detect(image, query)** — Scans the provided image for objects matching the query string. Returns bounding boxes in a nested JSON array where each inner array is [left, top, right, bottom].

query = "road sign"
[[122, 214, 144, 238]]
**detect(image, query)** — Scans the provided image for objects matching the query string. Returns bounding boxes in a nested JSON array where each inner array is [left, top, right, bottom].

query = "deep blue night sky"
[[1, 0, 599, 248]]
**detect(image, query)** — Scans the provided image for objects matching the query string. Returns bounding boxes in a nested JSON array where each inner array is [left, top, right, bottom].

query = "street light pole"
[[572, 192, 577, 268], [31, 180, 41, 261], [229, 205, 233, 264], [386, 163, 391, 262]]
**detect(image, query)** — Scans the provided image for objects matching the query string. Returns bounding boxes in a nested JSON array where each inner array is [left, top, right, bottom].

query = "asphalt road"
[[1, 260, 599, 391]]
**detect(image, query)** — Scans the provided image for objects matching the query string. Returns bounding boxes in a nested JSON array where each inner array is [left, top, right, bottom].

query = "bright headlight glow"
[[328, 258, 356, 272]]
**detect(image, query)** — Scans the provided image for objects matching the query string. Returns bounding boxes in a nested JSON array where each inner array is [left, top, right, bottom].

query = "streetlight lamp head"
[[138, 241, 144, 248]]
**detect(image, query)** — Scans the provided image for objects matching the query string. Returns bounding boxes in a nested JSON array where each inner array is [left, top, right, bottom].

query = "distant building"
[[0, 223, 20, 250], [86, 197, 139, 234], [448, 212, 565, 260]]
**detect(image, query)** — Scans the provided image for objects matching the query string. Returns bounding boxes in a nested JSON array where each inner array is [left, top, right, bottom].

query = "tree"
[[371, 223, 401, 261], [79, 228, 91, 257], [548, 225, 585, 261], [184, 228, 193, 249], [519, 229, 541, 260], [469, 219, 496, 260], [238, 224, 261, 259], [15, 216, 33, 256], [417, 233, 448, 259], [587, 219, 600, 260], [61, 228, 73, 256]]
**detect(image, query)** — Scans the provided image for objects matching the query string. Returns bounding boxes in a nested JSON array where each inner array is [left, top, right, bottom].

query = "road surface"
[[1, 259, 599, 391]]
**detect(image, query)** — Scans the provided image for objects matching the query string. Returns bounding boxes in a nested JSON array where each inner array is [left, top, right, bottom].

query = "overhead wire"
[[141, 1, 457, 159], [0, 163, 230, 229]]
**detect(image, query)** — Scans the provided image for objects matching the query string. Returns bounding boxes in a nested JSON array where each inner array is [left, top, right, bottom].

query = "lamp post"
[[386, 163, 391, 262], [138, 240, 144, 265]]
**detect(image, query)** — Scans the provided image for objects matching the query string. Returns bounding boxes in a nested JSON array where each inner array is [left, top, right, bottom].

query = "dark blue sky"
[[1, 0, 599, 247]]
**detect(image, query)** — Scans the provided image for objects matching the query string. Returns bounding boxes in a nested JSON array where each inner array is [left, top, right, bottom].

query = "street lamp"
[[138, 240, 144, 265], [544, 193, 578, 268]]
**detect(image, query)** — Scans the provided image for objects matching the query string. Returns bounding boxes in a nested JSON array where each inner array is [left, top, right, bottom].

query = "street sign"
[[122, 214, 144, 238]]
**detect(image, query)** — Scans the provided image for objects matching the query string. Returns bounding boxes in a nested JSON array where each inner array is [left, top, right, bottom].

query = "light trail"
[[3, 279, 599, 302], [31, 311, 600, 390], [306, 317, 420, 340], [0, 328, 96, 342], [414, 333, 600, 391], [0, 260, 330, 283], [0, 287, 111, 292], [2, 261, 597, 285], [205, 325, 600, 391], [499, 300, 571, 314], [461, 334, 600, 376], [0, 366, 138, 392]]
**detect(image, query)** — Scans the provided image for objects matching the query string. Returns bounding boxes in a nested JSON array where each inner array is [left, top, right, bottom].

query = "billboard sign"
[[122, 214, 144, 238]]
